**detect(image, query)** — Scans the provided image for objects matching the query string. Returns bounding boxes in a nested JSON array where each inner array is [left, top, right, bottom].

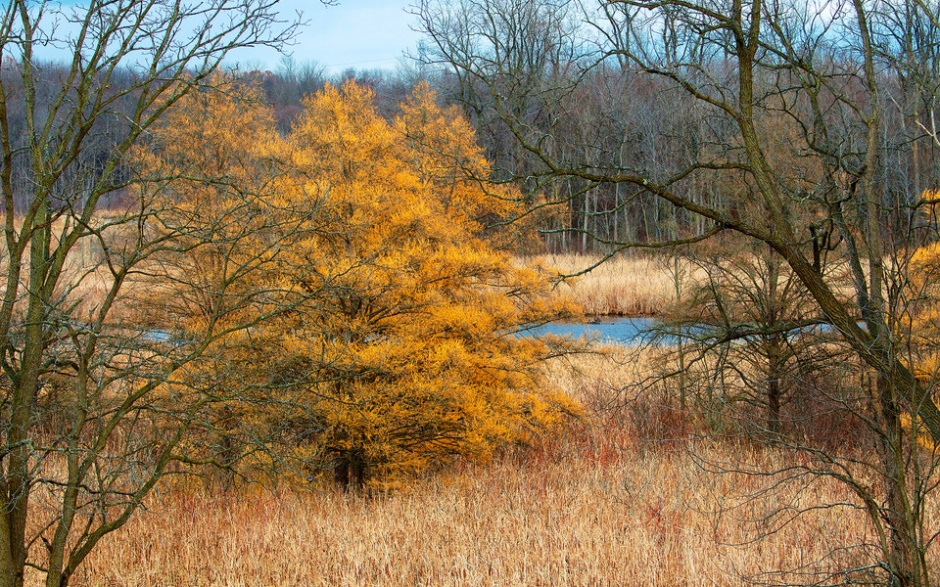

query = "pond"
[[524, 316, 847, 347], [522, 317, 663, 346]]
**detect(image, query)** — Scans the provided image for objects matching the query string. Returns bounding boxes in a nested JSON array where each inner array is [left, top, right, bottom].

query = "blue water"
[[523, 317, 661, 346], [524, 316, 846, 347]]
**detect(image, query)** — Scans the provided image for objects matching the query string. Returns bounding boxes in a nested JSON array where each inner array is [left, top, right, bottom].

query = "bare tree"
[[0, 2, 326, 586]]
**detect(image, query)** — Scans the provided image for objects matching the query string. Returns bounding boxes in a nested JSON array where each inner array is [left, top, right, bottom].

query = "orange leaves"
[[279, 81, 581, 485], [133, 78, 304, 337], [292, 82, 405, 190], [908, 243, 940, 378], [139, 77, 580, 488], [396, 82, 515, 224], [142, 77, 288, 214]]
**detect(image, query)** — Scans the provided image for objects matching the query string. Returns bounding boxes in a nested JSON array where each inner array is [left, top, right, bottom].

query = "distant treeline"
[[11, 29, 940, 256]]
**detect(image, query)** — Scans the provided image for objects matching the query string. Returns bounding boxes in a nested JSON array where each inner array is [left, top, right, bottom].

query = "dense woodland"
[[10, 45, 940, 258]]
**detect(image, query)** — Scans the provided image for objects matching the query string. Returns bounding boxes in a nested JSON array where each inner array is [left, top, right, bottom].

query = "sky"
[[226, 1, 426, 72]]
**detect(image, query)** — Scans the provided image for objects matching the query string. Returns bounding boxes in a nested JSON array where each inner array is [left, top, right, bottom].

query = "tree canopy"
[[140, 79, 581, 490]]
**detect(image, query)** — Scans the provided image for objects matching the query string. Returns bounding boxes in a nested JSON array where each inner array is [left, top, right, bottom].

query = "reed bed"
[[71, 442, 882, 587], [528, 254, 693, 317], [17, 249, 939, 587], [63, 349, 930, 587]]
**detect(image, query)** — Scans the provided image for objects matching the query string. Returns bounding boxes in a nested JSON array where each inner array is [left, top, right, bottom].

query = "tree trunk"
[[878, 375, 930, 587], [766, 342, 783, 436], [333, 453, 367, 491], [0, 510, 17, 587]]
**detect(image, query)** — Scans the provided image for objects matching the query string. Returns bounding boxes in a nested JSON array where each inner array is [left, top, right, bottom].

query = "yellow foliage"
[[908, 243, 940, 378], [900, 413, 938, 452], [132, 76, 302, 335], [395, 82, 516, 224], [277, 82, 581, 487], [140, 78, 581, 488]]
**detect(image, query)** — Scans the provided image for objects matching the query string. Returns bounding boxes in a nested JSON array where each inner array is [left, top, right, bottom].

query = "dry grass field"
[[62, 347, 935, 587], [14, 247, 938, 586], [530, 254, 695, 317], [70, 447, 873, 587]]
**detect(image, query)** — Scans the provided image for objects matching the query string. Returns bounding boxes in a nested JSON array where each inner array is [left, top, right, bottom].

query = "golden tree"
[[144, 80, 580, 489], [130, 77, 316, 483], [270, 81, 579, 488]]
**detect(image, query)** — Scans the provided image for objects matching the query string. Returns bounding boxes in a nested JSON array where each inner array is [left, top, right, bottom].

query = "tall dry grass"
[[60, 348, 934, 587], [16, 241, 938, 586], [69, 447, 878, 587], [528, 254, 696, 317]]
